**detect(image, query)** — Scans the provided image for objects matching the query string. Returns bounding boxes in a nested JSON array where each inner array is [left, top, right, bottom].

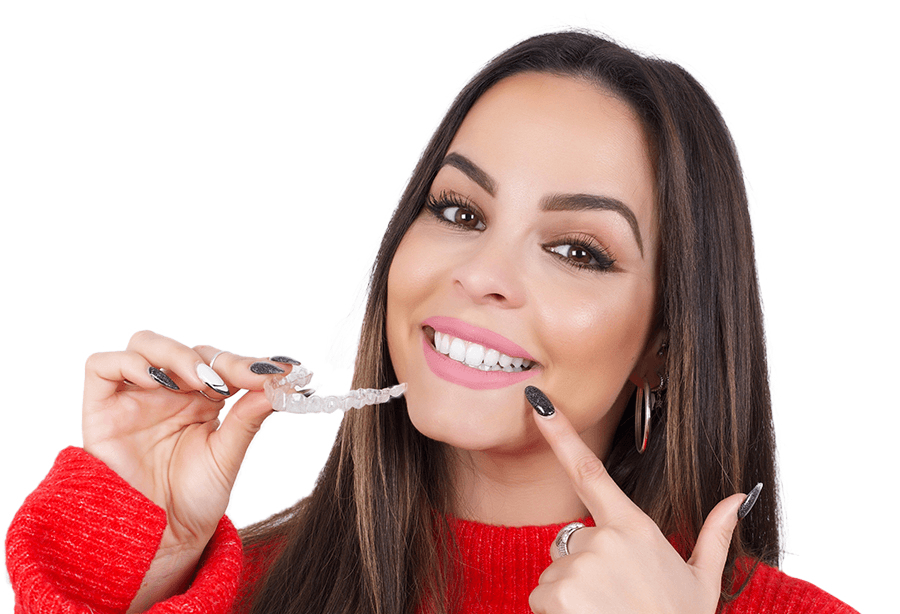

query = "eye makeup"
[[425, 191, 485, 230], [425, 190, 617, 274], [544, 231, 616, 272]]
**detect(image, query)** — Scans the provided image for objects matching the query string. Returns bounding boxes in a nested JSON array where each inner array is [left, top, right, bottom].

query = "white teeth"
[[429, 328, 533, 373], [449, 338, 467, 362], [483, 348, 499, 367], [464, 343, 485, 367]]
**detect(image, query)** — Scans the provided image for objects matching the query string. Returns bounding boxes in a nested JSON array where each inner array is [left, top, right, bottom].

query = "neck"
[[441, 392, 628, 527], [448, 421, 613, 526], [450, 447, 588, 526]]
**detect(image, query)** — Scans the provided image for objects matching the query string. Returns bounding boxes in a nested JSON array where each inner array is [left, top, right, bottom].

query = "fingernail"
[[148, 367, 179, 391], [525, 385, 555, 417], [737, 482, 763, 520], [250, 361, 285, 375], [196, 363, 229, 395], [270, 356, 301, 366]]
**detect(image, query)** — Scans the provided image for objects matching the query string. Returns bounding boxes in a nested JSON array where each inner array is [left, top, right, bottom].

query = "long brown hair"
[[242, 30, 780, 613]]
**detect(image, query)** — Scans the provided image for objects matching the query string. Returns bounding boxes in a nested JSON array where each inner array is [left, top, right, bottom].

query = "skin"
[[80, 73, 746, 613], [82, 334, 277, 611], [386, 72, 662, 525], [386, 73, 746, 612]]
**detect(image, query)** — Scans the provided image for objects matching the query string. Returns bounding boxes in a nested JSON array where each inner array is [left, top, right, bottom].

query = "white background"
[[1, 2, 895, 611]]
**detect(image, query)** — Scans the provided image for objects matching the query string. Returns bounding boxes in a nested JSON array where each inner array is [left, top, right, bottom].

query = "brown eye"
[[442, 206, 486, 230], [549, 244, 596, 266], [545, 239, 615, 272]]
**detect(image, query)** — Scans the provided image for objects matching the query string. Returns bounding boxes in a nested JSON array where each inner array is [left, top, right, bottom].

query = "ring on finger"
[[209, 350, 230, 370], [554, 522, 586, 558], [197, 389, 229, 402]]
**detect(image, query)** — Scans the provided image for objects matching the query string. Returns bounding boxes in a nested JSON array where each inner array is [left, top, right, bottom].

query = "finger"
[[688, 484, 762, 585], [85, 351, 177, 399], [208, 390, 275, 479], [548, 524, 592, 563], [126, 330, 230, 397], [526, 385, 637, 525], [529, 578, 571, 614], [193, 346, 288, 392]]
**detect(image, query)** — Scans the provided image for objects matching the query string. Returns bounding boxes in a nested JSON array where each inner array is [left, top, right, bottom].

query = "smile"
[[420, 316, 541, 390], [425, 327, 535, 373]]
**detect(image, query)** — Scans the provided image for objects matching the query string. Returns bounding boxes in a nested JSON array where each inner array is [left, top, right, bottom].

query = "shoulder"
[[726, 559, 858, 614], [232, 532, 286, 612]]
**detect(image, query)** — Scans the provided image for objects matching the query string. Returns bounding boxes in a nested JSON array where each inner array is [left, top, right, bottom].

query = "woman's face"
[[386, 72, 660, 457]]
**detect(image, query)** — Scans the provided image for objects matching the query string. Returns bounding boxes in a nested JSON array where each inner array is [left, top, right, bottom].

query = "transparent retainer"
[[263, 365, 407, 414]]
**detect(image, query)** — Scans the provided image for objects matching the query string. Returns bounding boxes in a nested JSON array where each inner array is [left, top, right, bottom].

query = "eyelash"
[[423, 192, 617, 273], [425, 191, 485, 230], [546, 233, 616, 272]]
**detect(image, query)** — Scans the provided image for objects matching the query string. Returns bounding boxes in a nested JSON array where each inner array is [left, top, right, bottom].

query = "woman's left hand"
[[527, 391, 749, 614]]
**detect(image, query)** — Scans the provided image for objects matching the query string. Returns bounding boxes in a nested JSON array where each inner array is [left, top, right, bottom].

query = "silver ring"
[[209, 350, 229, 370], [554, 522, 586, 558], [197, 389, 229, 402]]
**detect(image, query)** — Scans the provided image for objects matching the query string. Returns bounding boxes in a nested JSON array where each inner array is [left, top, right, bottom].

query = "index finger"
[[525, 385, 638, 525], [193, 346, 288, 392]]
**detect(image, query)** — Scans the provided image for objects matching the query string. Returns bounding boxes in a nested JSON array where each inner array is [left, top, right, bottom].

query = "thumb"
[[688, 483, 763, 584], [209, 390, 274, 482]]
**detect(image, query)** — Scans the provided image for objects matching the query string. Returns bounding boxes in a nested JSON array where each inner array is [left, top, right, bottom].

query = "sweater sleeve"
[[6, 447, 244, 614], [725, 560, 859, 614]]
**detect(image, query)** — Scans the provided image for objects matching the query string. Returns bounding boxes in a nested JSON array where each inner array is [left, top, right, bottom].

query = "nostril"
[[452, 261, 525, 308]]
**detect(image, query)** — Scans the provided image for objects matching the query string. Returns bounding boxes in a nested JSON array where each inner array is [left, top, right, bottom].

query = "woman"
[[7, 31, 855, 613]]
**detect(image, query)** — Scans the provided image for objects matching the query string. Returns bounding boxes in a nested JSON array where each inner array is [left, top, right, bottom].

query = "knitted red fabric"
[[447, 516, 858, 614], [6, 448, 857, 613], [6, 448, 242, 613]]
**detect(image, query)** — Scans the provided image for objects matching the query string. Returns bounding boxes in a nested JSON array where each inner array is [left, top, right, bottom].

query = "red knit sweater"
[[6, 448, 857, 613]]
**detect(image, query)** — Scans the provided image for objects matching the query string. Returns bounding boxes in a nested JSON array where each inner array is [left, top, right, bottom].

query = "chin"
[[402, 382, 538, 453]]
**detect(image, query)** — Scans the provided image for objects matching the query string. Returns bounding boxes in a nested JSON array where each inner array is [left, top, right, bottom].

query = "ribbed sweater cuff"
[[6, 447, 242, 613]]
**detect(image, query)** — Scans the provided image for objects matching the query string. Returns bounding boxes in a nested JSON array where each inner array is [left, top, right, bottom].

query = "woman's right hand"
[[82, 330, 286, 610]]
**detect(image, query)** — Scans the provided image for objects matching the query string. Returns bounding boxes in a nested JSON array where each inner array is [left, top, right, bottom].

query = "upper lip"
[[422, 316, 537, 362]]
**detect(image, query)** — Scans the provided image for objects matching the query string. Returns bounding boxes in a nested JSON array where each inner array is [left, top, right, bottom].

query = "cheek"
[[386, 225, 435, 376], [542, 279, 651, 359], [533, 277, 655, 427], [562, 296, 647, 359], [388, 225, 438, 304]]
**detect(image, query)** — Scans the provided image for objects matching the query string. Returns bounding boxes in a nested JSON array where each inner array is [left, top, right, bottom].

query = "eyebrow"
[[440, 152, 643, 256], [441, 153, 497, 196], [541, 193, 644, 256]]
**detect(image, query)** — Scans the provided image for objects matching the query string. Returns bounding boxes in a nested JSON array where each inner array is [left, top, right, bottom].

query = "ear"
[[627, 328, 667, 389]]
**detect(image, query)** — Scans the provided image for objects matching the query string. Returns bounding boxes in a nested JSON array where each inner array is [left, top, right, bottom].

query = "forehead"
[[447, 72, 656, 240]]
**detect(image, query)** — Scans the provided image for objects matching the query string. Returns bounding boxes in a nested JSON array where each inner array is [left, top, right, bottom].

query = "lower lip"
[[421, 335, 540, 390]]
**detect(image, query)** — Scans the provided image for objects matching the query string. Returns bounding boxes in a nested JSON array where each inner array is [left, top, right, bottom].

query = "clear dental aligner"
[[264, 365, 407, 414]]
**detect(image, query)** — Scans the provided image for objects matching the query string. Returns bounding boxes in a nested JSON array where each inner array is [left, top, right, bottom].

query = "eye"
[[425, 192, 486, 230], [545, 235, 616, 272], [441, 206, 484, 229], [549, 244, 595, 265]]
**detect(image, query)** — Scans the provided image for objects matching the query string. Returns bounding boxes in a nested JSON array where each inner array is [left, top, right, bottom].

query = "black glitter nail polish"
[[149, 366, 179, 391], [524, 385, 555, 417], [250, 362, 285, 375], [270, 356, 301, 366], [737, 482, 764, 520]]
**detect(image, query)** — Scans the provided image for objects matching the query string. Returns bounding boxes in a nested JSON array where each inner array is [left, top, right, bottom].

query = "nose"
[[452, 233, 527, 308]]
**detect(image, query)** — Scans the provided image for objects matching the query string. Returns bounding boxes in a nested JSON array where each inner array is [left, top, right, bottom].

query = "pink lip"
[[420, 316, 540, 390], [422, 316, 536, 362]]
